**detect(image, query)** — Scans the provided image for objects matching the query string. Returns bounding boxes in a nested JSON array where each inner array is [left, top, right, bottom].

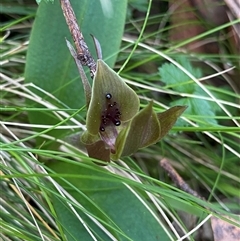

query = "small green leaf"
[[113, 101, 161, 160], [157, 106, 187, 138], [159, 56, 202, 93], [172, 97, 218, 125], [159, 56, 217, 126], [86, 59, 140, 136]]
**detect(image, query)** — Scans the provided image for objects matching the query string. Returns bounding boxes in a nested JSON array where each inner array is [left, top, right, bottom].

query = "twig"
[[60, 0, 96, 78], [160, 158, 203, 199]]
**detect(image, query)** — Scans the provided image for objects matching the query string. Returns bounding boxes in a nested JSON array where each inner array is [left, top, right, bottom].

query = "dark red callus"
[[100, 94, 121, 131]]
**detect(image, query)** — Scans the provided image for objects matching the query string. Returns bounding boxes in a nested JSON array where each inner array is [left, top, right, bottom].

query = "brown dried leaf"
[[211, 215, 240, 241]]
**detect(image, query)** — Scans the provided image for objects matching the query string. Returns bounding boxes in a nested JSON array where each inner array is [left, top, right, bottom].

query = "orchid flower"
[[80, 59, 186, 162]]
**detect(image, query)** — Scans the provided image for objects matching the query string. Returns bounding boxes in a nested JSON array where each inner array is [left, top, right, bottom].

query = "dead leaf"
[[211, 215, 240, 241]]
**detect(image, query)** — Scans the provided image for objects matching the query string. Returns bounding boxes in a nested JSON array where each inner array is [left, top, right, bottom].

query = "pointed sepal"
[[112, 101, 161, 160], [157, 105, 187, 140], [86, 60, 140, 136]]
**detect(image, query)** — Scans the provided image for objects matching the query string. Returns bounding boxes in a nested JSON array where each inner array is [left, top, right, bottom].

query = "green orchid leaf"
[[157, 105, 187, 139], [48, 161, 170, 241], [86, 59, 140, 136], [113, 101, 161, 160]]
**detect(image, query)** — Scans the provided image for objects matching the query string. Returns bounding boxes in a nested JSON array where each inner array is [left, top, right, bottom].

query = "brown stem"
[[160, 158, 203, 199], [60, 0, 96, 78]]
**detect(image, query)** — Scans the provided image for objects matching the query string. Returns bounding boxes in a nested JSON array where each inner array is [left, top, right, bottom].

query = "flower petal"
[[112, 101, 161, 160]]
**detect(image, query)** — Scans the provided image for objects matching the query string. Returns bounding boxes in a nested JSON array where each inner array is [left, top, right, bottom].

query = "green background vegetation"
[[1, 0, 239, 240]]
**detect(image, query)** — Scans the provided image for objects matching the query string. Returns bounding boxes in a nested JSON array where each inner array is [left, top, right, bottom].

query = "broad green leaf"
[[86, 60, 140, 136], [24, 0, 127, 144], [113, 101, 161, 160], [49, 161, 170, 241], [157, 106, 187, 138]]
